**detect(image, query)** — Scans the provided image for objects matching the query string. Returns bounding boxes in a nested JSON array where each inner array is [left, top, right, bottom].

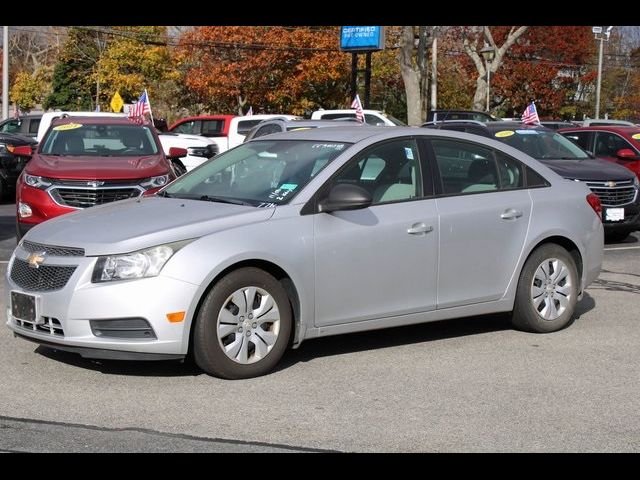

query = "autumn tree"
[[177, 26, 350, 115], [10, 68, 51, 111]]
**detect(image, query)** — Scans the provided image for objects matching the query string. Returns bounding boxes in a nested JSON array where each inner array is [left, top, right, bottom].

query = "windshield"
[[164, 139, 350, 207], [41, 123, 159, 156], [492, 128, 589, 160]]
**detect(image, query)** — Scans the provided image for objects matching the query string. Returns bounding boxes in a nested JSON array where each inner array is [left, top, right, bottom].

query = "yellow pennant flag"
[[110, 92, 124, 113]]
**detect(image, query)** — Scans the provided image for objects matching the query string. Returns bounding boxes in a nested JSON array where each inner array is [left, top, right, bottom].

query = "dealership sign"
[[340, 26, 385, 51]]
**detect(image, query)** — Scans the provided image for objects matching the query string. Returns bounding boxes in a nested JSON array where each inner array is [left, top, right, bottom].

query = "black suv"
[[0, 132, 37, 200], [0, 114, 42, 138], [425, 110, 502, 123], [422, 120, 640, 241]]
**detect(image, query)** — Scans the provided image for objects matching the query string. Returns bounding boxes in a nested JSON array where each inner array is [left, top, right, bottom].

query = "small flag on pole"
[[350, 94, 365, 123], [521, 101, 540, 125], [128, 90, 151, 121], [245, 106, 253, 116]]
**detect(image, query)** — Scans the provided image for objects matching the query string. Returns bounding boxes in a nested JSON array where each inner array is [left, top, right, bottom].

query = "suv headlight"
[[140, 174, 169, 189], [633, 176, 639, 189], [0, 143, 6, 154], [24, 173, 53, 190], [91, 240, 192, 283]]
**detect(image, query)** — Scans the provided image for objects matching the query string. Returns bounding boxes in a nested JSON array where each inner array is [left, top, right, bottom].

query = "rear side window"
[[237, 119, 265, 135], [29, 119, 41, 134], [432, 139, 497, 194], [252, 124, 283, 139], [496, 152, 524, 190], [562, 131, 591, 151], [173, 120, 201, 135], [525, 166, 549, 187], [202, 120, 225, 136]]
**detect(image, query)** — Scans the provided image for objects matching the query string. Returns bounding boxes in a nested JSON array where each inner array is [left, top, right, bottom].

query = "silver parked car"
[[6, 127, 604, 379]]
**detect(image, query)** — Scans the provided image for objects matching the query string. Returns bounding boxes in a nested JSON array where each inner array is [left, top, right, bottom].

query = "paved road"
[[1, 201, 639, 452]]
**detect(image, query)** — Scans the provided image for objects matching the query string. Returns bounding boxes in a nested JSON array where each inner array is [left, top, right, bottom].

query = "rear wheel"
[[193, 267, 292, 379], [511, 244, 578, 333]]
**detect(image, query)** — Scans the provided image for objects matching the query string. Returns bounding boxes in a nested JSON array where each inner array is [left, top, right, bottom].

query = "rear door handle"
[[407, 223, 434, 235], [501, 209, 523, 220]]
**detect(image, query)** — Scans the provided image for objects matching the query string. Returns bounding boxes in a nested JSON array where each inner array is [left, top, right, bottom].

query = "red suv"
[[15, 116, 184, 239], [559, 126, 640, 180]]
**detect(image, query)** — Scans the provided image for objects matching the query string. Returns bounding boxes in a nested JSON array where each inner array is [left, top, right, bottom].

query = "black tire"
[[605, 230, 631, 243], [193, 267, 292, 379], [511, 244, 579, 333]]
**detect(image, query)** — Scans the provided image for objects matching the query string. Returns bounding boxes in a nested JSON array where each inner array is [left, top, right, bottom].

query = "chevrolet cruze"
[[6, 127, 604, 379]]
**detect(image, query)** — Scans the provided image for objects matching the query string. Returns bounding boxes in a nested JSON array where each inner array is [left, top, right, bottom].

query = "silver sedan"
[[6, 127, 604, 379]]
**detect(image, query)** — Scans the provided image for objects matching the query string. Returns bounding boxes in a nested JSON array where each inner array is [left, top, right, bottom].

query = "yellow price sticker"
[[495, 130, 515, 138], [53, 123, 83, 131]]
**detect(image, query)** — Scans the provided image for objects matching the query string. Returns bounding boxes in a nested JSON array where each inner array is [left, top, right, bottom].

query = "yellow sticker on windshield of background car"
[[53, 123, 83, 131], [632, 133, 640, 140], [495, 130, 515, 138]]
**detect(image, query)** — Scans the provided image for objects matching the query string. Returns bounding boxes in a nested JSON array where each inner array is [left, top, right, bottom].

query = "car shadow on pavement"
[[31, 294, 597, 378], [34, 346, 203, 377], [0, 214, 16, 242]]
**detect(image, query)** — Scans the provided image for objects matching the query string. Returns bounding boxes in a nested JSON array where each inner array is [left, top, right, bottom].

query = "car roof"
[[174, 115, 237, 122], [260, 119, 365, 128], [559, 125, 640, 134]]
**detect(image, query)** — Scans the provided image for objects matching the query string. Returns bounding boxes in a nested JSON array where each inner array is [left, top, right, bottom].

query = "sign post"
[[340, 27, 385, 109]]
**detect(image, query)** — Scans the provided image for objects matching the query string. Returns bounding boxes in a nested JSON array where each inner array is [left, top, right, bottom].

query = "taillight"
[[586, 193, 602, 221]]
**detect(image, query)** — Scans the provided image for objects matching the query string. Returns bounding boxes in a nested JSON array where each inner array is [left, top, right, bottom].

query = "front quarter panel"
[[159, 205, 314, 352]]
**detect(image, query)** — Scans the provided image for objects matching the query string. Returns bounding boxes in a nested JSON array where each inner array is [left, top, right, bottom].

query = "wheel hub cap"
[[530, 257, 573, 321]]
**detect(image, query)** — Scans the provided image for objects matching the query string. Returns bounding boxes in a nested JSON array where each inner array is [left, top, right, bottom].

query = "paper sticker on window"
[[515, 130, 539, 135], [280, 183, 298, 190], [53, 123, 83, 131], [404, 147, 414, 160], [495, 130, 515, 138], [312, 143, 345, 150]]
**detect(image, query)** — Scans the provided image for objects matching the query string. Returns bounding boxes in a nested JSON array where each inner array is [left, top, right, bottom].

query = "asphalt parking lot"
[[0, 201, 638, 452]]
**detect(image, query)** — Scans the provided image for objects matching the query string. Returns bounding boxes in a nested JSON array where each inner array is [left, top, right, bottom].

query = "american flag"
[[350, 94, 365, 123], [128, 90, 151, 120], [521, 101, 540, 125]]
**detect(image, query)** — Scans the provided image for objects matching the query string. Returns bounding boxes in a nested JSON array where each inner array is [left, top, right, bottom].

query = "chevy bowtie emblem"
[[606, 181, 617, 188], [87, 180, 105, 188], [27, 251, 46, 269]]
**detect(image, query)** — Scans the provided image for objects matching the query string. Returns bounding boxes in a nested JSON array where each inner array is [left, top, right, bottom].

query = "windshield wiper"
[[157, 190, 171, 198], [199, 195, 252, 206]]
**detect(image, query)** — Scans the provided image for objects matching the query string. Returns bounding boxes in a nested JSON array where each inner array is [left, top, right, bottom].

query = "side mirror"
[[11, 145, 33, 158], [167, 147, 188, 159], [616, 148, 639, 161], [317, 184, 372, 213]]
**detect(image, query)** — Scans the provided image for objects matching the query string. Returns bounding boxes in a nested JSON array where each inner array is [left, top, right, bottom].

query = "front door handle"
[[407, 223, 434, 235], [501, 208, 523, 220]]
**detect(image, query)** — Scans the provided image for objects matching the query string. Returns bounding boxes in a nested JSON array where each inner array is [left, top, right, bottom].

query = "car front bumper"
[[5, 246, 199, 359]]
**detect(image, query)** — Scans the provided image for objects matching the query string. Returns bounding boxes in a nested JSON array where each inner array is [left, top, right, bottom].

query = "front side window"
[[164, 140, 350, 207], [173, 120, 201, 135], [562, 131, 592, 151], [329, 139, 422, 205], [40, 124, 159, 156], [594, 132, 635, 157]]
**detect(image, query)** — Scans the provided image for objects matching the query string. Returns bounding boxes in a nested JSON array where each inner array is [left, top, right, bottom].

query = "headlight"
[[91, 240, 192, 283], [140, 174, 169, 189], [633, 176, 639, 189], [24, 173, 53, 190], [0, 143, 6, 154]]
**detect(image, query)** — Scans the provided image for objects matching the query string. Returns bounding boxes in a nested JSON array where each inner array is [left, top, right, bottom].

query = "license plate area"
[[605, 208, 625, 222], [11, 291, 40, 324]]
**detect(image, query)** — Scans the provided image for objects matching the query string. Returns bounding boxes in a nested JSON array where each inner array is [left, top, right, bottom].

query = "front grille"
[[586, 181, 637, 207], [14, 316, 64, 337], [49, 186, 143, 208], [10, 258, 76, 292], [21, 240, 85, 257]]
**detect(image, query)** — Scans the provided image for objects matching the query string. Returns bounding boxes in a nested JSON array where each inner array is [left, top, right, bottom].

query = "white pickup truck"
[[311, 109, 405, 126], [168, 114, 300, 154]]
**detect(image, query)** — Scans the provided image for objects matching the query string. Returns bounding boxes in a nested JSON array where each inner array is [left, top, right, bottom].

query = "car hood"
[[540, 158, 636, 181], [0, 132, 37, 145], [27, 154, 169, 180], [25, 197, 276, 256]]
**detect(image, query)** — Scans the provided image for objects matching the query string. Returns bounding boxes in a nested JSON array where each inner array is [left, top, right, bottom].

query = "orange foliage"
[[177, 27, 350, 115]]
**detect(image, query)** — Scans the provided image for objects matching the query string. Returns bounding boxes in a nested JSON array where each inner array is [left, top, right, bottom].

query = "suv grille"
[[21, 240, 85, 257], [10, 258, 76, 292], [49, 186, 143, 208], [585, 181, 637, 207]]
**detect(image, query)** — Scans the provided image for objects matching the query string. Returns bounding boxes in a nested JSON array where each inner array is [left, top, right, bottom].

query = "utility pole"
[[593, 26, 613, 119], [431, 35, 437, 110], [2, 26, 9, 120]]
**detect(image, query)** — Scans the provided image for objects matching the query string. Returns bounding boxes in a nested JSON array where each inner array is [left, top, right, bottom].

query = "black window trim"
[[300, 136, 431, 215]]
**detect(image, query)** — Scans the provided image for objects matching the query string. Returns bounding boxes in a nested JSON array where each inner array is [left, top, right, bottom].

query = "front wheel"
[[511, 244, 579, 333], [193, 267, 292, 379]]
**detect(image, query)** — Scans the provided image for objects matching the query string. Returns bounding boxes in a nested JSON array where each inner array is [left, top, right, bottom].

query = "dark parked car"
[[540, 121, 578, 130], [0, 132, 38, 200], [0, 114, 42, 138], [423, 121, 640, 241], [425, 110, 502, 123], [558, 125, 640, 182]]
